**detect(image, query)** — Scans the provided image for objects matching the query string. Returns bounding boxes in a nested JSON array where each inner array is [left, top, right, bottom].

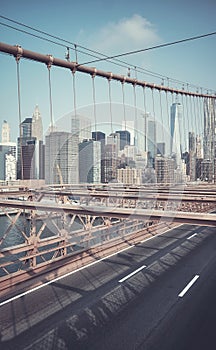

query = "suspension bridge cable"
[[0, 15, 215, 93], [80, 31, 216, 64], [0, 41, 214, 99]]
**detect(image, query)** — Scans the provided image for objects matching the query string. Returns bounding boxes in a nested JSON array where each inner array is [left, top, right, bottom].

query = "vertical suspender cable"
[[92, 72, 97, 136], [197, 95, 203, 177], [165, 91, 170, 135], [189, 94, 194, 135], [71, 67, 79, 184], [185, 91, 190, 151], [108, 76, 113, 134], [47, 56, 54, 132], [15, 51, 23, 180], [142, 86, 148, 152], [151, 88, 156, 119], [133, 83, 138, 147], [151, 87, 156, 158], [121, 80, 126, 130], [159, 89, 165, 149], [193, 95, 198, 140], [212, 96, 216, 182], [197, 95, 202, 139], [200, 95, 204, 144], [72, 68, 77, 126], [181, 93, 187, 153]]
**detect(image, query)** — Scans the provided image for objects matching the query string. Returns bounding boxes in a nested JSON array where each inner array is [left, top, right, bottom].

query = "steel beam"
[[0, 41, 215, 99], [0, 199, 216, 226]]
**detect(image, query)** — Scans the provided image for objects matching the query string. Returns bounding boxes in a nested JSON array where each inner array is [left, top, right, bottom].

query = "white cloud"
[[90, 14, 161, 55]]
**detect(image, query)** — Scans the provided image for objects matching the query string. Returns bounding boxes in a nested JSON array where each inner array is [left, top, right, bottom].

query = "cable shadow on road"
[[0, 225, 214, 349]]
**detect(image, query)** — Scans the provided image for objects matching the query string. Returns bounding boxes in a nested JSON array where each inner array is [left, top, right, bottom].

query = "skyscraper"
[[17, 106, 44, 180], [32, 105, 43, 141], [196, 135, 203, 159], [104, 144, 119, 183], [1, 120, 10, 143], [92, 131, 106, 183], [157, 142, 165, 156], [107, 133, 120, 155], [0, 121, 16, 181], [45, 131, 75, 184], [71, 114, 92, 142], [147, 120, 156, 166], [79, 139, 101, 183], [170, 103, 183, 168], [189, 132, 196, 181], [0, 144, 16, 181], [122, 121, 134, 145], [115, 130, 130, 150]]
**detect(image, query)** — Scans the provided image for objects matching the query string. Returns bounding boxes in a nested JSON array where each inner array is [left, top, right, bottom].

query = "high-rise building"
[[21, 139, 44, 180], [17, 106, 44, 180], [92, 131, 106, 183], [32, 105, 43, 141], [71, 114, 92, 142], [189, 132, 196, 181], [147, 120, 156, 166], [5, 153, 16, 181], [120, 145, 138, 161], [115, 130, 130, 150], [170, 103, 183, 168], [45, 131, 75, 184], [0, 121, 16, 181], [196, 135, 203, 159], [0, 143, 16, 181], [104, 144, 119, 183], [117, 167, 142, 185], [157, 143, 165, 156], [155, 156, 175, 184], [92, 131, 106, 144], [1, 120, 10, 143], [79, 139, 101, 183], [107, 133, 120, 155], [201, 160, 214, 182], [21, 117, 32, 138], [122, 121, 134, 145]]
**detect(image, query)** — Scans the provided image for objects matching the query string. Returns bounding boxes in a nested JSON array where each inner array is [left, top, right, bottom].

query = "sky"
[[0, 0, 216, 146]]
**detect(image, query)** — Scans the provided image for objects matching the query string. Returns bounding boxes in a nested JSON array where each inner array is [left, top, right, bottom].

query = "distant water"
[[0, 213, 67, 275], [0, 213, 146, 276]]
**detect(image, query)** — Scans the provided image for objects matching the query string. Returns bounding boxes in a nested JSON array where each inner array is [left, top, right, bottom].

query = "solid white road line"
[[118, 265, 147, 283], [0, 244, 136, 307], [178, 275, 200, 298], [0, 223, 182, 307], [187, 233, 198, 240]]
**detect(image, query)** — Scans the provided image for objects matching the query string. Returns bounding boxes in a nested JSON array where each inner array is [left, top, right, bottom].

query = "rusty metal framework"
[[0, 186, 216, 288]]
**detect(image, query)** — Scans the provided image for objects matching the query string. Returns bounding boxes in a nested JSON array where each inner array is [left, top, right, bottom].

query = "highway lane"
[[0, 223, 215, 349]]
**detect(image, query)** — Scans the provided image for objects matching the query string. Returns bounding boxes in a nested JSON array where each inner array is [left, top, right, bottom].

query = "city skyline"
[[0, 1, 216, 141], [1, 96, 214, 185]]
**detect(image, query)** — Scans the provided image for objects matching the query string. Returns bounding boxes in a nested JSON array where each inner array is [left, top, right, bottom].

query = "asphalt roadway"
[[0, 223, 216, 349]]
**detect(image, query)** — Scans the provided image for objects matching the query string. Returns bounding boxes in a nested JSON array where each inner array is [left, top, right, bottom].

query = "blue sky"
[[0, 0, 216, 144]]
